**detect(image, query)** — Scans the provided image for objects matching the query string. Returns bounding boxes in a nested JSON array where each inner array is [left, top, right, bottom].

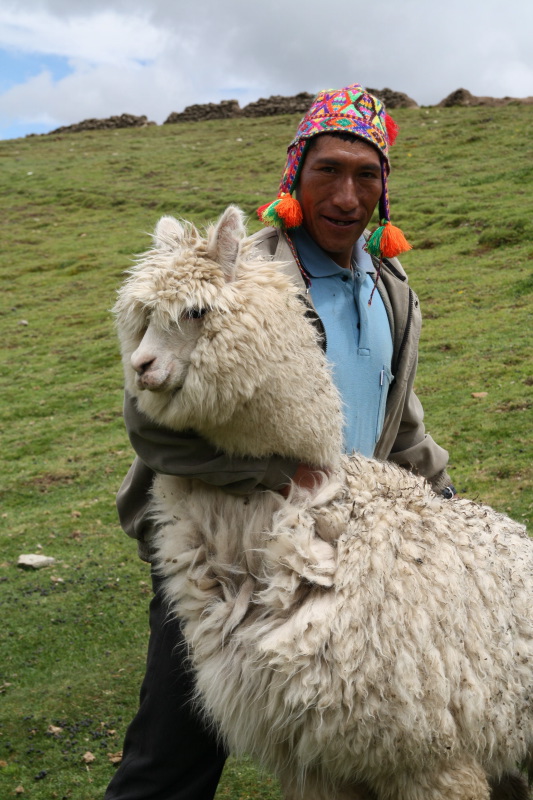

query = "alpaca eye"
[[185, 308, 207, 320]]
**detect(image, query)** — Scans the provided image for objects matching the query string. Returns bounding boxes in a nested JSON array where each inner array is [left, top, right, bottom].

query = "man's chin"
[[311, 223, 363, 264]]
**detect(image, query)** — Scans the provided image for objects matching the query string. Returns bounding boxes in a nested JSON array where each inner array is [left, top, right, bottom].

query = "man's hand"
[[279, 463, 329, 498], [441, 485, 458, 500]]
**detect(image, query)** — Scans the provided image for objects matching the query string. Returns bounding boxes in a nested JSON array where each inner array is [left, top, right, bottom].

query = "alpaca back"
[[153, 455, 533, 786]]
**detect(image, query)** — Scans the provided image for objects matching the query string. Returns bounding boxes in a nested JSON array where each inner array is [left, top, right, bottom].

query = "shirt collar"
[[290, 226, 375, 279], [353, 235, 376, 276]]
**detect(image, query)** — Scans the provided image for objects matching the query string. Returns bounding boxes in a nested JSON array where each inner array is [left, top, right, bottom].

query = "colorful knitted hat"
[[257, 83, 411, 259]]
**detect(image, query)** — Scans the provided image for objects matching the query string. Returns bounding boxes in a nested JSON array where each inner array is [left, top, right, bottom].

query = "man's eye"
[[185, 308, 207, 320]]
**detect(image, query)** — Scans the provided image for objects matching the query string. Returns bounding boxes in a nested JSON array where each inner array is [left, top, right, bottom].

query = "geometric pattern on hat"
[[279, 84, 390, 198]]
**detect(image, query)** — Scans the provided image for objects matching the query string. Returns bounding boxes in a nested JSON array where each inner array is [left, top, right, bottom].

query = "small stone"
[[47, 725, 63, 736], [471, 392, 488, 399], [17, 554, 56, 570]]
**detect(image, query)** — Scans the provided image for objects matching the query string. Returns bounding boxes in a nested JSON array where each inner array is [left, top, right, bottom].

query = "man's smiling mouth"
[[323, 216, 357, 227]]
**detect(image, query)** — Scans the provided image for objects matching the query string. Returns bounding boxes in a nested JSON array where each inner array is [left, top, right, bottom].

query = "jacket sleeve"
[[117, 392, 299, 544], [386, 360, 452, 493]]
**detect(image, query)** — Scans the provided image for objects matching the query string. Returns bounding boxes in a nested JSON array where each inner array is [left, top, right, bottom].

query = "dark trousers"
[[104, 571, 227, 800]]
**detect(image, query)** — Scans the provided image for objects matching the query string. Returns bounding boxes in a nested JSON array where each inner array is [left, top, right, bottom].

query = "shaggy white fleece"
[[115, 206, 533, 800]]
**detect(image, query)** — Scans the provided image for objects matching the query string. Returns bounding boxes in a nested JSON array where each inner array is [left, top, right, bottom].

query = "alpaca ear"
[[210, 205, 246, 281], [153, 215, 185, 249]]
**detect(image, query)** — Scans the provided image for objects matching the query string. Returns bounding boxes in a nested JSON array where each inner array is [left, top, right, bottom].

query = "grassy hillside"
[[0, 106, 531, 798]]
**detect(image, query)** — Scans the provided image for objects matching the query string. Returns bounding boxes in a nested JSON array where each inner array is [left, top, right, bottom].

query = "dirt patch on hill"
[[439, 88, 533, 107], [34, 87, 533, 137], [41, 114, 156, 136], [163, 88, 418, 124]]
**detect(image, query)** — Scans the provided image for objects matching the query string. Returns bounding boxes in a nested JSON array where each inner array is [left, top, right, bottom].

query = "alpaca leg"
[[488, 772, 531, 800]]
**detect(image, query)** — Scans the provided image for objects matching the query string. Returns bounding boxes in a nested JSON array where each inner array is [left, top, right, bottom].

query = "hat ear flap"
[[257, 139, 307, 229], [366, 158, 411, 260]]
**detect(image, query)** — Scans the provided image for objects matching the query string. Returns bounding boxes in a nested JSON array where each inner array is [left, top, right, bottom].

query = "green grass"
[[0, 106, 531, 798]]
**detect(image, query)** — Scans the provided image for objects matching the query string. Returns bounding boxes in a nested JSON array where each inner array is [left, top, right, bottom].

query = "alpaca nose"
[[131, 352, 155, 375]]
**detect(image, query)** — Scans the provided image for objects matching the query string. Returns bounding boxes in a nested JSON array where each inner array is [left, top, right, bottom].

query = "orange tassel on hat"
[[257, 193, 303, 229], [366, 221, 412, 306], [275, 193, 303, 227], [366, 221, 412, 259], [366, 154, 412, 259]]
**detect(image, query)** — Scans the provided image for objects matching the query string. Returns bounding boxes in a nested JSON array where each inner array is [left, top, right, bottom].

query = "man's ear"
[[209, 205, 246, 282]]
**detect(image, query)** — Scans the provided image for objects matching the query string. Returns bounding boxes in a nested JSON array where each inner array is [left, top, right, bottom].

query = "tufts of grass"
[[0, 105, 531, 798]]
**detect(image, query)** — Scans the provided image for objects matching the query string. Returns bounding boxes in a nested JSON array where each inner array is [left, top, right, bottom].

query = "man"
[[105, 84, 455, 800]]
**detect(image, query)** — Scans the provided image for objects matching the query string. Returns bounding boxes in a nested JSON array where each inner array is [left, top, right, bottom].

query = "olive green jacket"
[[117, 228, 451, 560]]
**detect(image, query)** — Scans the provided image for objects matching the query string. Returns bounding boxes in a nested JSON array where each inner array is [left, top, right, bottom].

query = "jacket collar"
[[289, 226, 377, 279]]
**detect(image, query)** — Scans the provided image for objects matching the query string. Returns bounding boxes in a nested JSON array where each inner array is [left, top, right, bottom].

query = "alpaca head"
[[114, 205, 343, 467]]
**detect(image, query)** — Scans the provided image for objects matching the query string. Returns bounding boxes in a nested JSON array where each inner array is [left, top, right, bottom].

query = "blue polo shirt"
[[290, 227, 393, 457]]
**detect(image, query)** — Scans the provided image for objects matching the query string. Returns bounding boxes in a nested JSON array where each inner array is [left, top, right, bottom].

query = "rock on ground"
[[17, 554, 56, 569]]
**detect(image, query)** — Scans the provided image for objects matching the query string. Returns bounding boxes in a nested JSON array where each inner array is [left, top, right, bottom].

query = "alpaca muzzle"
[[135, 367, 172, 391], [131, 351, 172, 391]]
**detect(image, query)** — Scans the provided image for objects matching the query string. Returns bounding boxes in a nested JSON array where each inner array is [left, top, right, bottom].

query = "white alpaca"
[[114, 206, 533, 800]]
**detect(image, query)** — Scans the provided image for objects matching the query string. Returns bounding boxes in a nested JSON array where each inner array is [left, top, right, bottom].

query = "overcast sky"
[[1, 0, 531, 140]]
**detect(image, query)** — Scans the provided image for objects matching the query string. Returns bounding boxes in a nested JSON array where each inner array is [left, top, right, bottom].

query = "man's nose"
[[331, 178, 359, 211]]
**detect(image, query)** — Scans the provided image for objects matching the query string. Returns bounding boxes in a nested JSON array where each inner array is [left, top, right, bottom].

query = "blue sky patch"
[[0, 119, 54, 141], [0, 49, 73, 94]]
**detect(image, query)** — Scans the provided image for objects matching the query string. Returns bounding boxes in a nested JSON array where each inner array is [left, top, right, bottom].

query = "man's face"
[[296, 134, 383, 269]]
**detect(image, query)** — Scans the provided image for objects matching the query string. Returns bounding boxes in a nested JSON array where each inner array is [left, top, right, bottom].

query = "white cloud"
[[492, 62, 533, 98], [0, 8, 168, 65], [0, 61, 193, 126], [0, 0, 532, 138]]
